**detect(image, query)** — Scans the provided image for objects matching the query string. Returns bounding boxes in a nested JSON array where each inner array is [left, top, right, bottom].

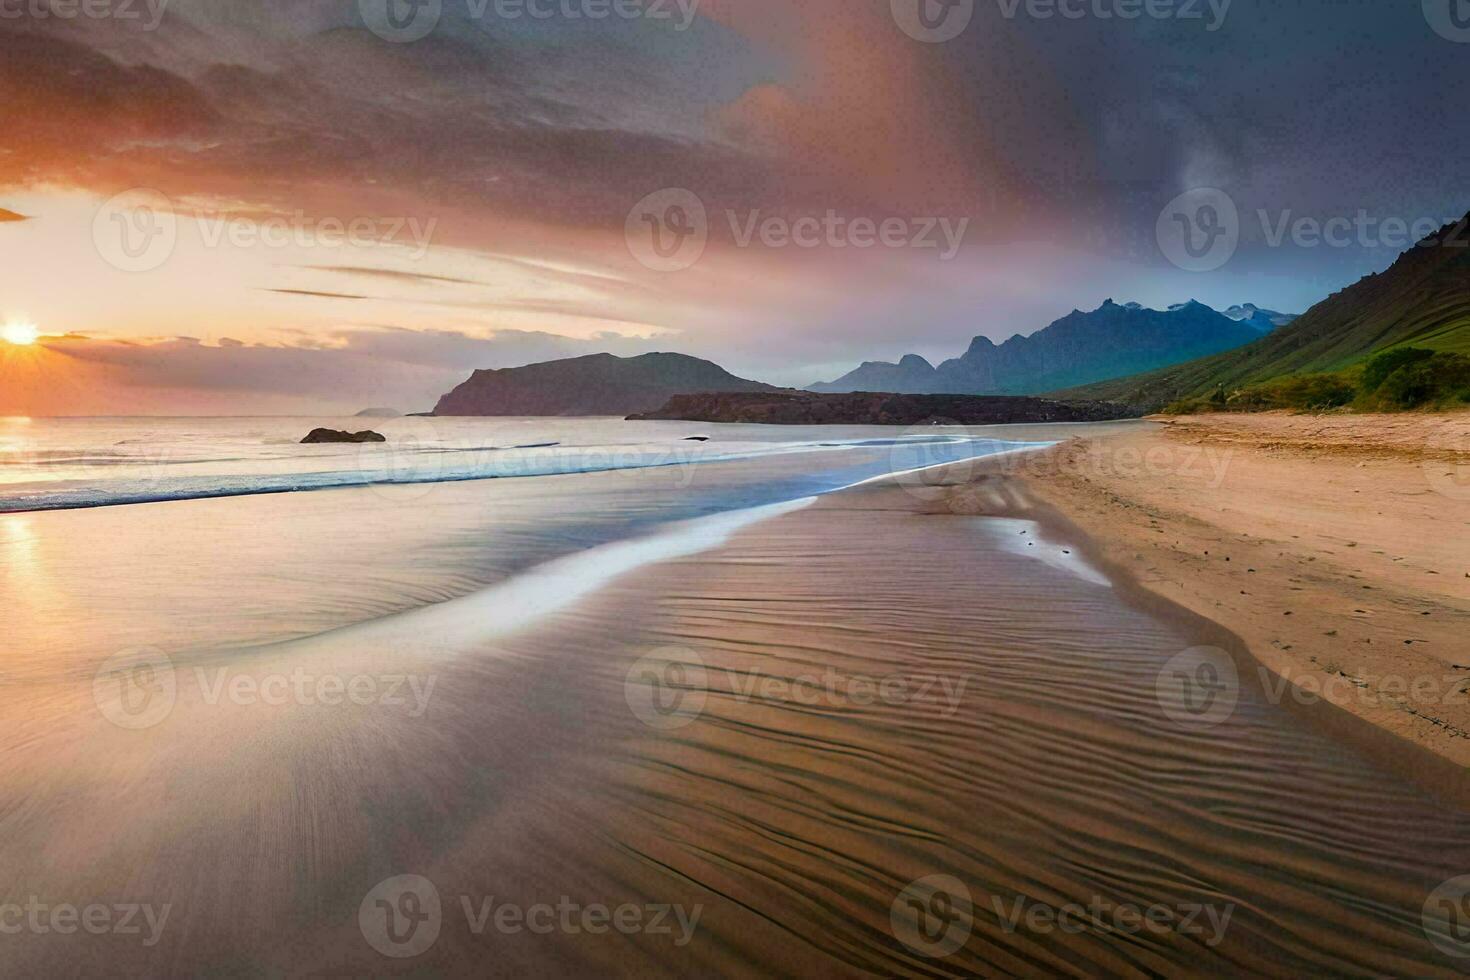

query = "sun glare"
[[2, 322, 39, 346]]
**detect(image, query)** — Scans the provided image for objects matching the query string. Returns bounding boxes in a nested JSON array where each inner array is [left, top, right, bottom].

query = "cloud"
[[261, 288, 369, 300], [6, 327, 666, 415], [303, 266, 490, 287], [2, 0, 1467, 415]]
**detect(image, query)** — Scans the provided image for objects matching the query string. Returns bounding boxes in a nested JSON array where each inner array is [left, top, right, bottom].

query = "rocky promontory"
[[629, 391, 1143, 426]]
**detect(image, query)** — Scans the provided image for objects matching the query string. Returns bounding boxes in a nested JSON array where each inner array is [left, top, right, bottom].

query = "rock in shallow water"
[[300, 428, 387, 444]]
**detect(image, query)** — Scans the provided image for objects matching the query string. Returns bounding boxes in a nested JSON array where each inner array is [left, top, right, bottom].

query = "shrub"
[[1230, 373, 1357, 411], [1161, 351, 1470, 415], [1359, 347, 1436, 393], [1373, 352, 1470, 409]]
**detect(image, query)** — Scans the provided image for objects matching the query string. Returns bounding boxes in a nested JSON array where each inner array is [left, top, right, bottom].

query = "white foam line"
[[274, 496, 818, 656], [840, 442, 1057, 491], [265, 440, 1058, 657]]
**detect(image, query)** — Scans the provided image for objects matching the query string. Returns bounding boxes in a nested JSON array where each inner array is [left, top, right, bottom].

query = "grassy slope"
[[1058, 213, 1470, 408]]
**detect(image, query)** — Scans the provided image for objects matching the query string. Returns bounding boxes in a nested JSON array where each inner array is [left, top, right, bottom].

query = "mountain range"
[[425, 216, 1470, 420], [1222, 304, 1299, 332], [1063, 211, 1470, 408], [432, 352, 780, 417], [810, 300, 1293, 396]]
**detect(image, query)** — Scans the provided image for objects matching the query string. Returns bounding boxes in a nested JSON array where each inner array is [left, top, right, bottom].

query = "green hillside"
[[1060, 211, 1470, 409]]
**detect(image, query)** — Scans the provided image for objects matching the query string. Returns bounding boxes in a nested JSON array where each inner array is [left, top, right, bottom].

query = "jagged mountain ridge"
[[810, 300, 1280, 395]]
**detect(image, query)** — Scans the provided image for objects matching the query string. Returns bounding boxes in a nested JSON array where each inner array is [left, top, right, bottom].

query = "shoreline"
[[7, 418, 1470, 974], [945, 412, 1470, 789]]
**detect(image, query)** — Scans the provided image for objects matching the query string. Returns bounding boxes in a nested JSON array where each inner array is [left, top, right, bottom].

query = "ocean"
[[2, 415, 1468, 976]]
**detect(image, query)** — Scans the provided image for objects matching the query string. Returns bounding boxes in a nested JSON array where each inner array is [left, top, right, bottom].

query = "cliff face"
[[811, 300, 1267, 395], [629, 391, 1143, 426], [433, 352, 781, 417]]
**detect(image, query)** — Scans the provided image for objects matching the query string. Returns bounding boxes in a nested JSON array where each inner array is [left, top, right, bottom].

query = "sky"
[[1, 0, 1467, 415]]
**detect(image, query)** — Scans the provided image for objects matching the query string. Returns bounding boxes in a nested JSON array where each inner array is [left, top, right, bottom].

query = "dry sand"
[[977, 411, 1470, 770]]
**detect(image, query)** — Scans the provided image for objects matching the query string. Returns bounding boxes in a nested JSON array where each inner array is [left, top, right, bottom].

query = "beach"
[[2, 416, 1470, 975], [993, 412, 1470, 772]]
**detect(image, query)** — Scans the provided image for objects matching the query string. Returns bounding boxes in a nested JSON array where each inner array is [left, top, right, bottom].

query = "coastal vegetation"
[[1164, 348, 1470, 414]]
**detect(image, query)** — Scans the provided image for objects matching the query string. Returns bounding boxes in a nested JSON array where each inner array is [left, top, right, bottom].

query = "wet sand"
[[5, 446, 1470, 976], [1003, 412, 1470, 768]]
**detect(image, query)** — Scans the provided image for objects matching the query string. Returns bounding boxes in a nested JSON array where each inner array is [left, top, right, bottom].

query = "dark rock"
[[301, 428, 387, 444], [629, 391, 1143, 426]]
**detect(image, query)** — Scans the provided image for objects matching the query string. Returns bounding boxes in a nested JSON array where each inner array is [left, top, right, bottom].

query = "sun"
[[2, 322, 39, 346]]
